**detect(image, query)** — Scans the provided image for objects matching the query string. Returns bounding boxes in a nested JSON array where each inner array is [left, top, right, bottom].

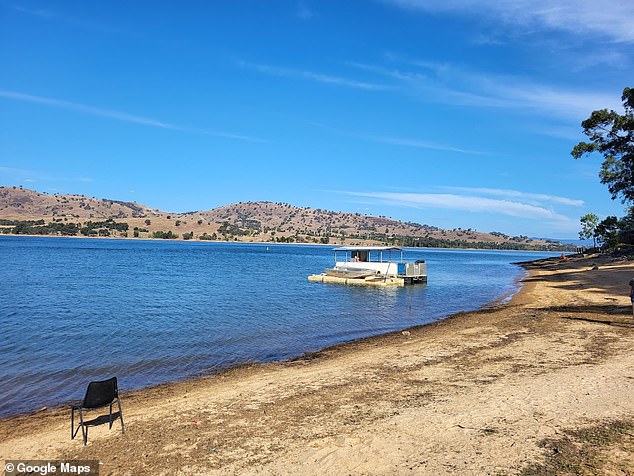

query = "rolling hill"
[[0, 186, 569, 250]]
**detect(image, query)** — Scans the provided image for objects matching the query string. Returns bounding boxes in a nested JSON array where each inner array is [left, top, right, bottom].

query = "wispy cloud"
[[498, 84, 622, 120], [0, 90, 265, 142], [0, 165, 93, 184], [338, 187, 583, 236], [0, 90, 174, 128], [10, 4, 124, 35], [349, 60, 621, 120], [238, 61, 391, 91], [383, 0, 634, 43], [0, 166, 35, 177], [441, 187, 584, 207], [306, 120, 486, 155], [344, 190, 572, 220], [371, 136, 488, 155], [2, 168, 41, 187], [12, 5, 55, 18]]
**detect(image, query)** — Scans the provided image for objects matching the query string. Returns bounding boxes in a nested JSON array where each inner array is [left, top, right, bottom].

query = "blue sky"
[[1, 1, 632, 239]]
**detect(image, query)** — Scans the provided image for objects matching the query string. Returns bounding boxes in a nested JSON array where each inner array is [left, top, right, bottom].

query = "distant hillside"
[[0, 186, 162, 220], [0, 186, 571, 251]]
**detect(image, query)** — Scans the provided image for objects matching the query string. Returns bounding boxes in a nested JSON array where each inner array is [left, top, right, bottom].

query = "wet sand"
[[1, 255, 633, 475]]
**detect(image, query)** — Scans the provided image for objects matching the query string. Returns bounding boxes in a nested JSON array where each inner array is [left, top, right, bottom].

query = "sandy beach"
[[1, 255, 633, 475]]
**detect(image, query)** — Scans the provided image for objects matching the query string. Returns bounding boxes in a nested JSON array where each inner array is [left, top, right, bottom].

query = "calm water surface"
[[0, 236, 558, 417]]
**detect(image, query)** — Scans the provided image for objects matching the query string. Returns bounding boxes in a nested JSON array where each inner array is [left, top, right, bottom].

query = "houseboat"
[[308, 246, 427, 286]]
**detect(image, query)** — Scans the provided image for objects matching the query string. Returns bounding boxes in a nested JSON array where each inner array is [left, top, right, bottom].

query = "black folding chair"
[[71, 377, 124, 445]]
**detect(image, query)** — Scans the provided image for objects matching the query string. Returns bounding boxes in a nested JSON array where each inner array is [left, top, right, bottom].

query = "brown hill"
[[195, 201, 520, 245], [0, 186, 162, 220], [0, 186, 565, 250]]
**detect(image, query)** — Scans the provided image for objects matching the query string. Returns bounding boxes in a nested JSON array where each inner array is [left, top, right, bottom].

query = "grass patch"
[[521, 418, 634, 475]]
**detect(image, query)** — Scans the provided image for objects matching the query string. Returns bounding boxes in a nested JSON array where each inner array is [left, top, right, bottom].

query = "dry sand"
[[1, 255, 633, 475]]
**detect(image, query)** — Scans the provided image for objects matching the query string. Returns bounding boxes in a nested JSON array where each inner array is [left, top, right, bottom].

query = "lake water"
[[0, 236, 558, 417]]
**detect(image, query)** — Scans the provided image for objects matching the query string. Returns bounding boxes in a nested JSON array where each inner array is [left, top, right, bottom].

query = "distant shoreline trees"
[[0, 218, 574, 251]]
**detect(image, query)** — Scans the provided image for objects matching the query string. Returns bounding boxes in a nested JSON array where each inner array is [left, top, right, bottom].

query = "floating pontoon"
[[308, 246, 427, 286]]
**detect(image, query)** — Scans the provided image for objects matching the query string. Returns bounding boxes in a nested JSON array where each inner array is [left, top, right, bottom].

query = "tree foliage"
[[595, 216, 620, 249], [580, 209, 634, 250], [151, 230, 177, 239], [579, 213, 599, 248], [572, 87, 634, 204]]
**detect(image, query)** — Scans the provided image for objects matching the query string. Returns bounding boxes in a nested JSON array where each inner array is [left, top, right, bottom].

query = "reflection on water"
[[0, 237, 557, 417]]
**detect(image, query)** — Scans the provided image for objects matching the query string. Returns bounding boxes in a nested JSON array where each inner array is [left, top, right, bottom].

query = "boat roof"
[[333, 246, 403, 252]]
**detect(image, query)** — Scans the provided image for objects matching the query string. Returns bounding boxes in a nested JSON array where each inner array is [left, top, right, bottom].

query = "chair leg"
[[71, 398, 124, 444], [79, 408, 87, 445], [117, 398, 125, 434]]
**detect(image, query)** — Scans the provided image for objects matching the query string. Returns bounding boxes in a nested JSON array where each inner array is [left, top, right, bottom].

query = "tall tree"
[[572, 87, 634, 204], [579, 213, 599, 248]]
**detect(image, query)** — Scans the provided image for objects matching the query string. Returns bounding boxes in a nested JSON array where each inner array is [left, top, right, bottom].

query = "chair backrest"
[[82, 377, 118, 409]]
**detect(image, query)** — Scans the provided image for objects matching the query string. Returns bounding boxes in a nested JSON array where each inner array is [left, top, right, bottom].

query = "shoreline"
[[0, 232, 573, 253], [2, 254, 633, 474], [0, 251, 538, 421]]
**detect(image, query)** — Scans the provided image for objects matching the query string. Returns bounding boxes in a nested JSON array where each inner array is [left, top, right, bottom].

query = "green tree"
[[596, 216, 620, 249], [579, 213, 600, 248], [572, 87, 634, 204], [618, 207, 634, 245]]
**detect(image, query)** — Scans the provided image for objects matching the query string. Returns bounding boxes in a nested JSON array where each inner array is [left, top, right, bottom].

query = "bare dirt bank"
[[1, 255, 633, 475]]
